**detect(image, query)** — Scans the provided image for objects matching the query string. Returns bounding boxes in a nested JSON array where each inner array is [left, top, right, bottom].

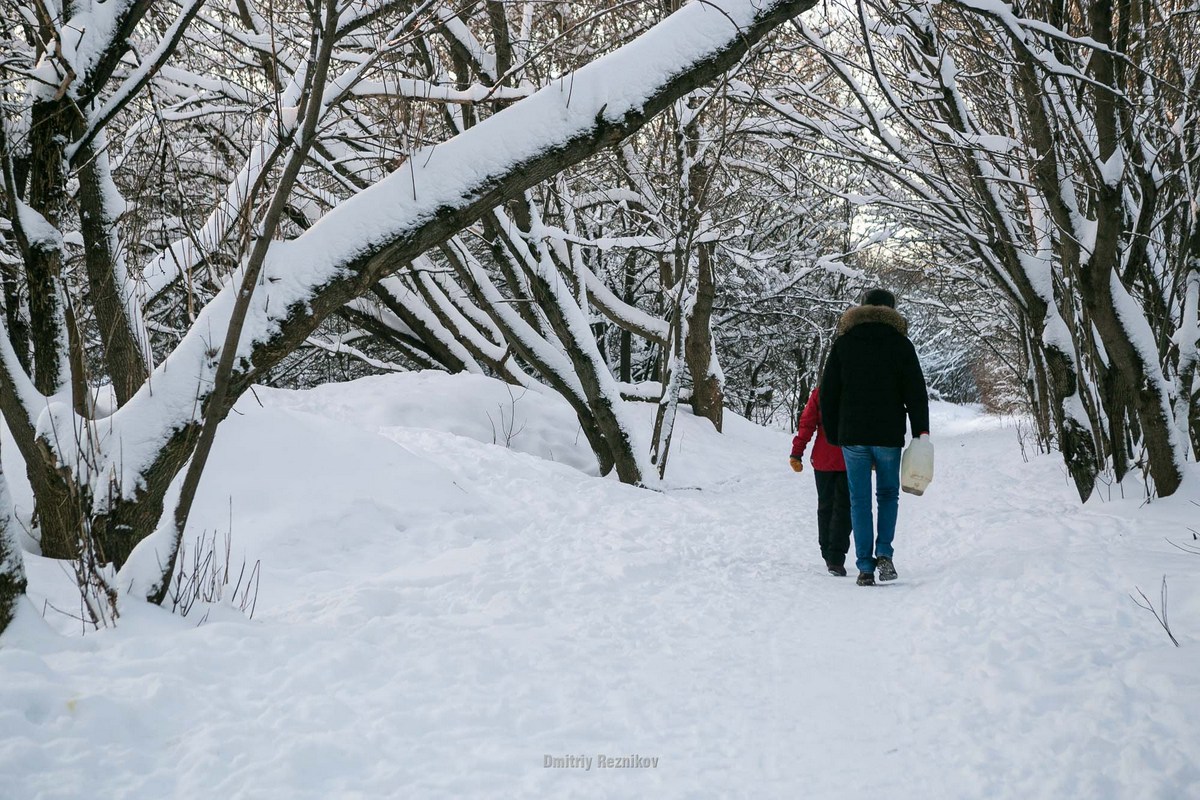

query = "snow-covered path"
[[3, 373, 1198, 799]]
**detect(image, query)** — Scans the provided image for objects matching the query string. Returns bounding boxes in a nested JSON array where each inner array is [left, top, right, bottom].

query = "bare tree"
[[0, 0, 820, 634]]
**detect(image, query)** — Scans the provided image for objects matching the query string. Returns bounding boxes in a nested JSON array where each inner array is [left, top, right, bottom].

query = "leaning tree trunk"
[[1039, 331, 1102, 501], [1082, 259, 1186, 496], [0, 333, 84, 559], [440, 235, 622, 477], [501, 202, 646, 484]]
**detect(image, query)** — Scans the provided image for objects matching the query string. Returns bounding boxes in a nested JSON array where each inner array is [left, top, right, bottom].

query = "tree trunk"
[[1082, 261, 1185, 496], [1019, 319, 1053, 451], [367, 280, 471, 373], [1041, 333, 1101, 501], [0, 443, 28, 636], [26, 449, 86, 560], [0, 270, 30, 375], [685, 242, 723, 430], [651, 302, 685, 477], [76, 140, 150, 405], [25, 102, 71, 396], [620, 253, 635, 383]]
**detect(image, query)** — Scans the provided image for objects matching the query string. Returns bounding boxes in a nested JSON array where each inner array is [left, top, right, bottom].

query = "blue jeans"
[[841, 446, 902, 574]]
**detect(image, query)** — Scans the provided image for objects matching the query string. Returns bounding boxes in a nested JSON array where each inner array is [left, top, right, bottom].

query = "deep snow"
[[2, 371, 1198, 799]]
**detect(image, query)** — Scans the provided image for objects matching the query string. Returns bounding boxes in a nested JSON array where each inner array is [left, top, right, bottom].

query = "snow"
[[350, 78, 532, 104], [37, 0, 137, 102], [1100, 148, 1126, 188], [385, 273, 491, 373], [15, 200, 63, 252], [3, 372, 1199, 798], [436, 6, 499, 81]]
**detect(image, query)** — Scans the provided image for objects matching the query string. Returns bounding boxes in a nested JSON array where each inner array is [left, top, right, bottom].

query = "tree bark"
[[24, 102, 71, 396], [620, 252, 636, 383], [685, 241, 723, 430], [76, 141, 150, 405]]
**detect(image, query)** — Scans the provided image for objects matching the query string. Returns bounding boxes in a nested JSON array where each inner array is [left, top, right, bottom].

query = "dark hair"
[[861, 288, 897, 308]]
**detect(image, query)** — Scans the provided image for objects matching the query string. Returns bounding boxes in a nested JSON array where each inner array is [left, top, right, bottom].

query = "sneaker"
[[826, 563, 847, 577], [856, 571, 875, 586], [876, 556, 898, 582]]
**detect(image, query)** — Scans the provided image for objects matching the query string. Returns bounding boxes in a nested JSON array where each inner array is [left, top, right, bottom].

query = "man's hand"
[[789, 457, 804, 473]]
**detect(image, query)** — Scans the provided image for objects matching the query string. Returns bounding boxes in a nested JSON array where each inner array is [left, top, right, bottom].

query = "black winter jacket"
[[818, 305, 930, 448]]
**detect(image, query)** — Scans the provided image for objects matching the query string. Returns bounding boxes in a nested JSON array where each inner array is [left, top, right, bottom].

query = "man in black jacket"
[[819, 288, 930, 586]]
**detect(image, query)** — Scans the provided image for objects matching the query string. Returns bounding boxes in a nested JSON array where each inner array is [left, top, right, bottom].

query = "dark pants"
[[813, 470, 852, 567]]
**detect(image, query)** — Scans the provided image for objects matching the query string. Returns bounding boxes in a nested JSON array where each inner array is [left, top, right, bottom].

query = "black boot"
[[856, 571, 875, 586], [876, 556, 898, 582], [826, 562, 847, 577]]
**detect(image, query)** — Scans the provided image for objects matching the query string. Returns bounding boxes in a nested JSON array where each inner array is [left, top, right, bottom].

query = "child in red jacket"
[[789, 388, 851, 576]]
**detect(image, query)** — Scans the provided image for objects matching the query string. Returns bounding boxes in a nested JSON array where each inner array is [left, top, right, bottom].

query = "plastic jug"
[[901, 434, 934, 496]]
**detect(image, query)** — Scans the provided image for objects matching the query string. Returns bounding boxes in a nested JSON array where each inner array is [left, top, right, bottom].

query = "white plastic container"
[[901, 433, 934, 496]]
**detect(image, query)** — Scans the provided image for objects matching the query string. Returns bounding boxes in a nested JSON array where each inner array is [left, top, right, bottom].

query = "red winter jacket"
[[791, 388, 846, 472]]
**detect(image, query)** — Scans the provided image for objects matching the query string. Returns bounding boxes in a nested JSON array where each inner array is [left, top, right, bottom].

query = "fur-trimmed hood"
[[837, 304, 908, 337]]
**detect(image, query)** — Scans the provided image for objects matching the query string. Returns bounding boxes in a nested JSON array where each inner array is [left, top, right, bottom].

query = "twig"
[[1130, 576, 1180, 647]]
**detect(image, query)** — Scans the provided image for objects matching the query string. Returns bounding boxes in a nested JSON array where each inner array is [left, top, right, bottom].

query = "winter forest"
[[1, 0, 1198, 797]]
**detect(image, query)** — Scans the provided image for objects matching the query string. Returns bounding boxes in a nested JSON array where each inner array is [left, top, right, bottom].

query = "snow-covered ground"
[[2, 371, 1198, 799]]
